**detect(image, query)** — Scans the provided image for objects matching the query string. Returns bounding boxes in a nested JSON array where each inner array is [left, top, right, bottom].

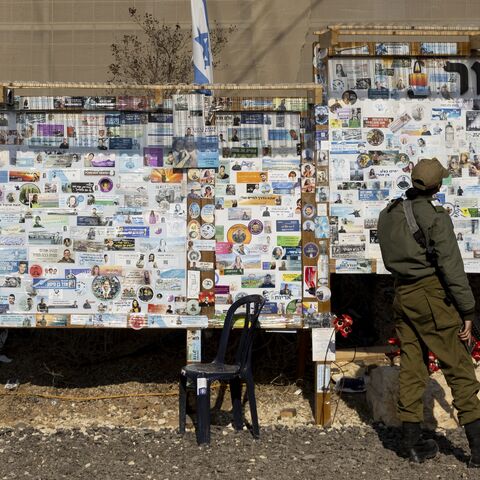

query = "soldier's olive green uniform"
[[378, 195, 480, 425]]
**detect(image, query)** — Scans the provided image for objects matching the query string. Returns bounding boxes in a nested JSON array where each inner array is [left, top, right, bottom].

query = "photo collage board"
[[0, 93, 317, 328], [213, 102, 305, 325], [315, 55, 480, 273]]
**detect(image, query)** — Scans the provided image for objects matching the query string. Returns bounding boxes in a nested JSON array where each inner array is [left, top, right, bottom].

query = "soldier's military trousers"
[[393, 274, 480, 425]]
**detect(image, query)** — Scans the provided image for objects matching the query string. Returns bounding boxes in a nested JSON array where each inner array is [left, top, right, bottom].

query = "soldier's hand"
[[458, 320, 473, 343]]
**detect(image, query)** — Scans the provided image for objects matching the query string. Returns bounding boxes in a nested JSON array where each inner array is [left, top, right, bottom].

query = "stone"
[[365, 366, 401, 427], [164, 417, 179, 429], [365, 365, 472, 429], [278, 408, 297, 419]]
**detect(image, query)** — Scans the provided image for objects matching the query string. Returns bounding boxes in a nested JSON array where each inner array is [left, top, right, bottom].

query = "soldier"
[[378, 158, 480, 466]]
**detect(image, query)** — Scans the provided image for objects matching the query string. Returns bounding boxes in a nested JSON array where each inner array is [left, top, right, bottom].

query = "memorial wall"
[[0, 93, 314, 328], [314, 47, 480, 273]]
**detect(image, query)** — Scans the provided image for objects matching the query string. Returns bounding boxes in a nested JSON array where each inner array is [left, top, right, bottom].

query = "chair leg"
[[179, 374, 187, 434], [195, 377, 211, 445], [245, 374, 259, 438], [229, 377, 243, 431]]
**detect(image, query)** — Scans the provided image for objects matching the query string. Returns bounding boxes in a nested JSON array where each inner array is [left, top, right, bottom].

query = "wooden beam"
[[334, 29, 473, 37], [310, 84, 333, 427], [1, 82, 320, 91], [317, 29, 333, 49], [316, 24, 480, 35], [336, 346, 390, 363], [471, 34, 480, 50], [329, 259, 336, 273]]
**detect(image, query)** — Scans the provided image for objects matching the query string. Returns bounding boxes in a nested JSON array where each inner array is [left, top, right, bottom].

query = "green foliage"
[[108, 7, 236, 85]]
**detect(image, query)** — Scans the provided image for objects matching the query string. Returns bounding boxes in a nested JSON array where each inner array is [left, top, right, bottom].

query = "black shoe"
[[401, 422, 439, 463], [403, 438, 439, 463], [464, 419, 480, 468]]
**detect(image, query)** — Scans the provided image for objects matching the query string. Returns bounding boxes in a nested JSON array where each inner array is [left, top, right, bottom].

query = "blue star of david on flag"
[[195, 28, 211, 69], [191, 0, 213, 84]]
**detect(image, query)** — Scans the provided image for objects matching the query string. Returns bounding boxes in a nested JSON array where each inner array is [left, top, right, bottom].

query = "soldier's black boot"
[[401, 422, 438, 463], [464, 419, 480, 468]]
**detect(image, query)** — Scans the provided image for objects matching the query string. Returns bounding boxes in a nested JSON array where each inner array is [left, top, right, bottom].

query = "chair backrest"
[[213, 294, 265, 372]]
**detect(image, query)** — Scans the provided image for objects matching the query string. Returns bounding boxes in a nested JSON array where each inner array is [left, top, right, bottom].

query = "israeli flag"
[[191, 0, 213, 84]]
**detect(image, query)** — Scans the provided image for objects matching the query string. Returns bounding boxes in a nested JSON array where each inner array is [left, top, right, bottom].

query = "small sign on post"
[[316, 363, 331, 392], [312, 326, 335, 427], [315, 362, 332, 427], [187, 329, 202, 363], [312, 327, 335, 362]]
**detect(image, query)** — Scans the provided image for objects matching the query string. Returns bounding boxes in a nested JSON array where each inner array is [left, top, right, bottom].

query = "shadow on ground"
[[0, 329, 311, 389], [371, 423, 469, 464]]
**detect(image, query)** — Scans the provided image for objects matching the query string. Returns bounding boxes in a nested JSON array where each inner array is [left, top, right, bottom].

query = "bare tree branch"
[[108, 7, 237, 85]]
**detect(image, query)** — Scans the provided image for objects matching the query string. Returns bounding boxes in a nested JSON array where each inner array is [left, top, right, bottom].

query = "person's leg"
[[422, 324, 480, 424], [412, 288, 480, 425], [394, 288, 438, 462], [395, 310, 430, 423], [410, 280, 480, 467], [465, 420, 480, 468]]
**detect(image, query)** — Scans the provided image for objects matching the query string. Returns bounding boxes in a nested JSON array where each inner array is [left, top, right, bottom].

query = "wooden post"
[[313, 85, 332, 426], [198, 194, 216, 319], [185, 141, 215, 329]]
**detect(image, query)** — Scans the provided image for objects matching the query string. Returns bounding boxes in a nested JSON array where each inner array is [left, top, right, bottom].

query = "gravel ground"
[[0, 425, 478, 480], [0, 331, 478, 479]]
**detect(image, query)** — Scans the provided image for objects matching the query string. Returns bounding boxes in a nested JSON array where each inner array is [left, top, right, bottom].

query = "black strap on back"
[[403, 199, 438, 264], [403, 200, 427, 249], [387, 197, 402, 212], [388, 198, 437, 264]]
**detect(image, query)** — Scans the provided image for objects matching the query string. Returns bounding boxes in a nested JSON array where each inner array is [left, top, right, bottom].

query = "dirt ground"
[[0, 426, 478, 479], [0, 329, 369, 432], [0, 330, 478, 479]]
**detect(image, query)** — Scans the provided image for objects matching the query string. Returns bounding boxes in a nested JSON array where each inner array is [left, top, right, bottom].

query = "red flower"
[[333, 314, 353, 338], [428, 351, 440, 374], [385, 337, 401, 364]]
